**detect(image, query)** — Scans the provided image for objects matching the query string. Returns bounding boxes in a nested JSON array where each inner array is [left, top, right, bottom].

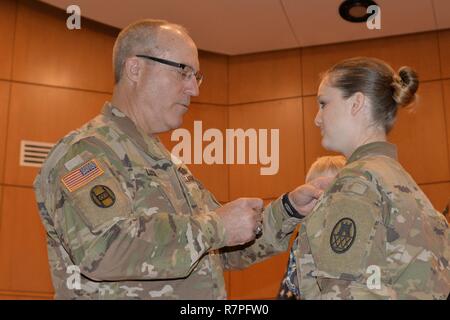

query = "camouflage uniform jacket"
[[33, 102, 296, 299], [293, 142, 450, 299]]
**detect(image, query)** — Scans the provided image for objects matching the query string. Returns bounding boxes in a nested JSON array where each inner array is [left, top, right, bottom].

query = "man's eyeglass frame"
[[135, 54, 203, 86]]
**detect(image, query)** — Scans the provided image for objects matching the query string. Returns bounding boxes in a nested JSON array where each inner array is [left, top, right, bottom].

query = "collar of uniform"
[[101, 102, 167, 161], [347, 141, 398, 164]]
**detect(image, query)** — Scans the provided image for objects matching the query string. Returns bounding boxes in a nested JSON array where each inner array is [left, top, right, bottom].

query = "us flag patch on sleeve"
[[61, 159, 104, 192]]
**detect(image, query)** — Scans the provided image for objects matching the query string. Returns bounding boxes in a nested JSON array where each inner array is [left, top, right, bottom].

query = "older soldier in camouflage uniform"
[[291, 57, 450, 299], [33, 19, 327, 299]]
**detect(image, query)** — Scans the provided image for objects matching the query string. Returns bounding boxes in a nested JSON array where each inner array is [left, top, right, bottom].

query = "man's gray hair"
[[112, 19, 188, 84]]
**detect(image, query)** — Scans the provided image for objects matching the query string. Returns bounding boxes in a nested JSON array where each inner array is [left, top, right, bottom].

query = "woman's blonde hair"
[[305, 155, 346, 183], [321, 57, 419, 133]]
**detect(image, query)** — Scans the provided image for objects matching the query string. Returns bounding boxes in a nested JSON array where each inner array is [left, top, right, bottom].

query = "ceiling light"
[[339, 0, 379, 23]]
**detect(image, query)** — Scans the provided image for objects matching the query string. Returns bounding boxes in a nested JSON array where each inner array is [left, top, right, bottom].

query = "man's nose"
[[185, 76, 199, 97]]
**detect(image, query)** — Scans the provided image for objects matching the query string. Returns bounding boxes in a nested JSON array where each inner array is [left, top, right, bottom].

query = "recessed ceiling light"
[[339, 0, 379, 23]]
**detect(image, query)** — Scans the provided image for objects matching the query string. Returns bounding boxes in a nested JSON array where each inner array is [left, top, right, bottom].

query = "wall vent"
[[19, 140, 54, 168]]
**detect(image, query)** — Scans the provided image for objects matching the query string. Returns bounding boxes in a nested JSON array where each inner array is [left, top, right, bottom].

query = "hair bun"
[[392, 66, 419, 107]]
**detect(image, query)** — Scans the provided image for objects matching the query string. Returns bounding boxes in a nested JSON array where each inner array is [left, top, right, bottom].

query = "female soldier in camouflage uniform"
[[292, 57, 450, 299]]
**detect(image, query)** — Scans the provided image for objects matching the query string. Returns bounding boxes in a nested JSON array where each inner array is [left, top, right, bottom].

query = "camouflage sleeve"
[[303, 172, 396, 299], [310, 169, 450, 300], [218, 195, 300, 270], [47, 137, 227, 282]]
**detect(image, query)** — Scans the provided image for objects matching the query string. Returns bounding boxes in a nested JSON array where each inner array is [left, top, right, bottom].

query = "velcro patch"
[[307, 194, 378, 277], [343, 181, 368, 195], [64, 154, 84, 171], [61, 159, 104, 192]]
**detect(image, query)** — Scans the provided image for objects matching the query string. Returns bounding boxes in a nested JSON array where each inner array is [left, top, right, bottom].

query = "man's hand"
[[216, 198, 264, 247], [288, 176, 334, 216]]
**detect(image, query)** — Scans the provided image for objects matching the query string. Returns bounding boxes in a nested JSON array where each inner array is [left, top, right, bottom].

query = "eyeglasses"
[[136, 54, 203, 86]]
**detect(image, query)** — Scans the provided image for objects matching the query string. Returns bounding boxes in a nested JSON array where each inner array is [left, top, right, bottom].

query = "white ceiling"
[[40, 0, 450, 55]]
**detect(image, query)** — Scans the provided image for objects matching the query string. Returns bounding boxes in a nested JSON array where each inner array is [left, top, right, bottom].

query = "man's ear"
[[123, 57, 141, 82], [350, 92, 366, 116]]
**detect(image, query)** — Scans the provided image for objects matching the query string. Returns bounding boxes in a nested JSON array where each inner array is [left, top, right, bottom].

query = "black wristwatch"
[[282, 193, 305, 219]]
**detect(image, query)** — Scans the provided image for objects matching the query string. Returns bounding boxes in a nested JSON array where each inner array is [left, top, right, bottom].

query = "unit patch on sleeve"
[[90, 185, 116, 208], [330, 217, 356, 254], [61, 159, 104, 192]]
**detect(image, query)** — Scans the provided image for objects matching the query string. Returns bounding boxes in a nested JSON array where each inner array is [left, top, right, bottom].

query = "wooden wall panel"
[[0, 185, 2, 224], [4, 83, 110, 187], [0, 0, 16, 80], [302, 32, 441, 96], [158, 104, 229, 202], [0, 186, 53, 293], [228, 98, 304, 200], [420, 182, 450, 214], [229, 49, 301, 104], [443, 80, 450, 167], [439, 30, 450, 79], [389, 81, 450, 184], [0, 184, 7, 292], [302, 96, 341, 170], [193, 51, 228, 105], [228, 252, 290, 299], [12, 0, 116, 92], [0, 291, 52, 300], [223, 271, 230, 298], [0, 81, 10, 184]]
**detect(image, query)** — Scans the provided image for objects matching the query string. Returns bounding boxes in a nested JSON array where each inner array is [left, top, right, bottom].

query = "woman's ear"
[[350, 92, 366, 116]]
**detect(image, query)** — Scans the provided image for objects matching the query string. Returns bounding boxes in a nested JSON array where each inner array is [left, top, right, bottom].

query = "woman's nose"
[[314, 110, 322, 127]]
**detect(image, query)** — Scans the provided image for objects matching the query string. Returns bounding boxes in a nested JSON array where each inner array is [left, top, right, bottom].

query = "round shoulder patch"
[[330, 217, 356, 254], [90, 185, 116, 208]]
